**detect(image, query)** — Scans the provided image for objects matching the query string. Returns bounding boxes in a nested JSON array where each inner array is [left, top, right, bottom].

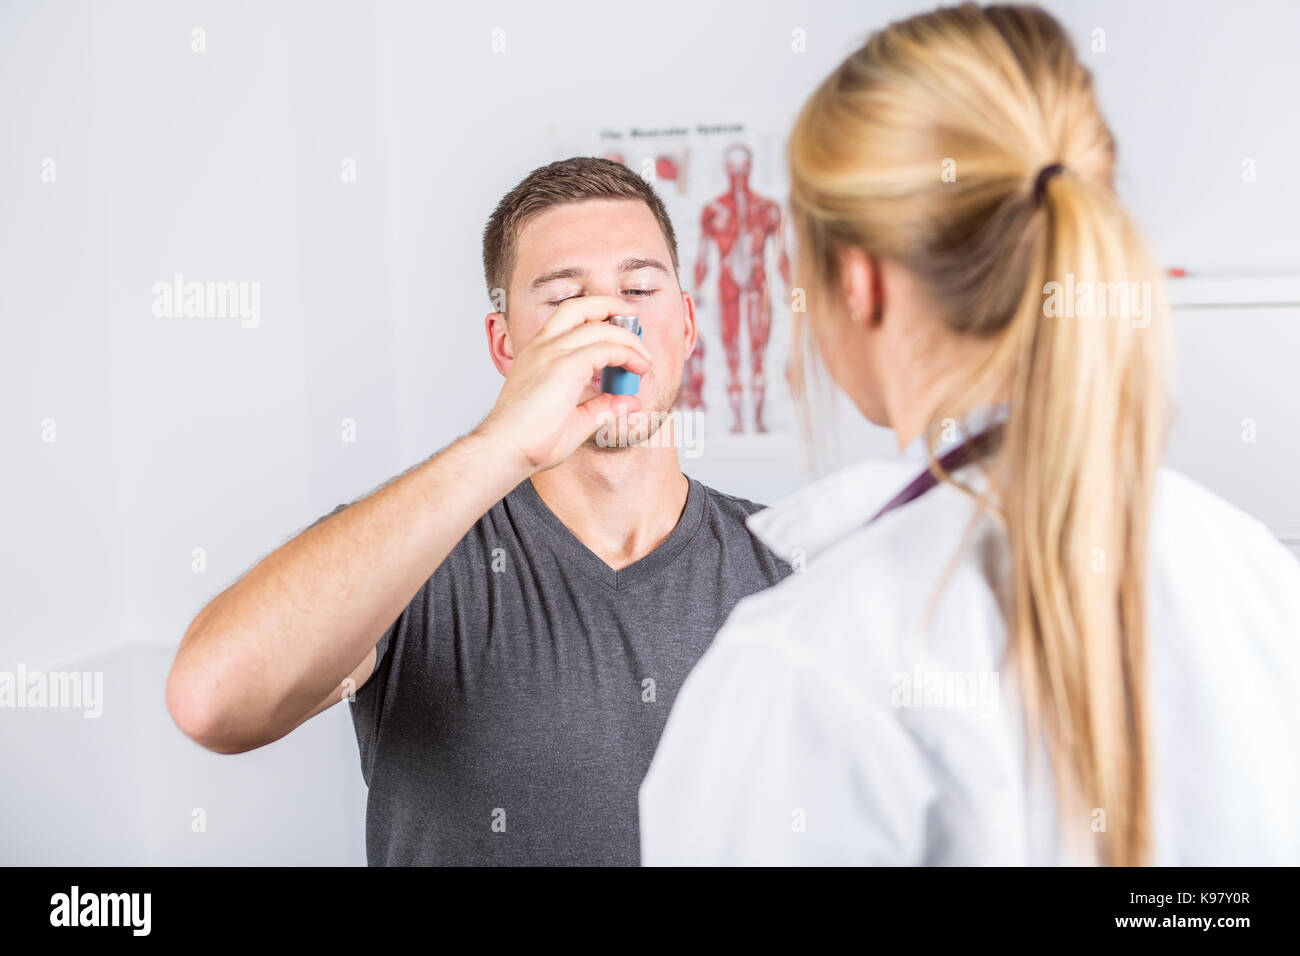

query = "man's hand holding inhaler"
[[479, 294, 651, 474]]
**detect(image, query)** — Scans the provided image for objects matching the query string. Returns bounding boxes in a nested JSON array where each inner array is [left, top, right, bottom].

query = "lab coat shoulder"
[[639, 477, 1010, 865], [1145, 467, 1300, 862], [1150, 466, 1300, 628], [1147, 465, 1300, 705], [727, 468, 1009, 673], [638, 578, 937, 865]]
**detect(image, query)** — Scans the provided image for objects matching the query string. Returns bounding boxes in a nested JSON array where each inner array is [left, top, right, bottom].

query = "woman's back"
[[639, 461, 1300, 865]]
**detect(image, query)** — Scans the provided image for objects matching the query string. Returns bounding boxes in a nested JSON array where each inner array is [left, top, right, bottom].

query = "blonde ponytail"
[[787, 3, 1171, 865], [999, 165, 1169, 866]]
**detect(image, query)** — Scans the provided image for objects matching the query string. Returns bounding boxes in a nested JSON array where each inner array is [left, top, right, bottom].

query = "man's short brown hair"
[[482, 156, 680, 309]]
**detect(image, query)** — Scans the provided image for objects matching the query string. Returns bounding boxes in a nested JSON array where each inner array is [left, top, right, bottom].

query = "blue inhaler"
[[600, 314, 642, 395]]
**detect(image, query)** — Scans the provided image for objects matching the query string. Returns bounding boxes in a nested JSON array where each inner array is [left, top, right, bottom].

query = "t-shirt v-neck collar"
[[509, 474, 707, 591]]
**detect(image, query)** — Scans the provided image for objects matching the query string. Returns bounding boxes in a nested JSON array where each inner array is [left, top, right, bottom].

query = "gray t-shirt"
[[344, 474, 790, 866]]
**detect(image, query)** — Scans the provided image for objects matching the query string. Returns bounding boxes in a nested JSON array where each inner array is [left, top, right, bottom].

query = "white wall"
[[1, 0, 1296, 864]]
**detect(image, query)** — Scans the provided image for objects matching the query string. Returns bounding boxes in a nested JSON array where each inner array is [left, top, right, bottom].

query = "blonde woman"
[[638, 2, 1300, 865]]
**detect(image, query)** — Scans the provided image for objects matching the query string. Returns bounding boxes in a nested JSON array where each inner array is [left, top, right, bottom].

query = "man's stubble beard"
[[584, 379, 681, 453]]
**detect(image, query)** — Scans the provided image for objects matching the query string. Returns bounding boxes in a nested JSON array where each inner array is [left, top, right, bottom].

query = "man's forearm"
[[166, 427, 529, 752]]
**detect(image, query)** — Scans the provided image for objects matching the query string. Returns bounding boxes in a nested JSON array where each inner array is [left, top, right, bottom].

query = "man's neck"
[[528, 436, 689, 573]]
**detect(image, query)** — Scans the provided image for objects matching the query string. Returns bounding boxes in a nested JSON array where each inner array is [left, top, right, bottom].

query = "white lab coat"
[[639, 450, 1300, 865]]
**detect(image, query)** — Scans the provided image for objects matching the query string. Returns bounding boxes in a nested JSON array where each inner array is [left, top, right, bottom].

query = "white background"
[[1, 0, 1297, 864]]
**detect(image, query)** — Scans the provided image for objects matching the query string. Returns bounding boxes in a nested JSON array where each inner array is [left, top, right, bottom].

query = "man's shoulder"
[[692, 479, 792, 583], [693, 479, 769, 520]]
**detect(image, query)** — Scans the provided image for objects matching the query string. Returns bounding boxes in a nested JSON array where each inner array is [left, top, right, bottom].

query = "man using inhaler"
[[165, 156, 791, 865]]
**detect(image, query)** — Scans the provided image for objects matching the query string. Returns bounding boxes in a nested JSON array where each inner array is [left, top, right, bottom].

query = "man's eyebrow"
[[528, 265, 587, 291], [527, 257, 670, 292], [618, 256, 670, 276]]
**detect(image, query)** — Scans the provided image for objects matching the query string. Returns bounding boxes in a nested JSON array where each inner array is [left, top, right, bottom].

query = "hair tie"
[[1033, 162, 1065, 205]]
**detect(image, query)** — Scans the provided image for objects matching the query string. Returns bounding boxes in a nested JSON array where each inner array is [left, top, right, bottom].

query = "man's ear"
[[680, 290, 698, 358], [485, 312, 514, 377]]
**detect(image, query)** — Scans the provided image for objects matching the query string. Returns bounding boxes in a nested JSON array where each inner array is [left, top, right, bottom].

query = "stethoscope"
[[865, 422, 1006, 526]]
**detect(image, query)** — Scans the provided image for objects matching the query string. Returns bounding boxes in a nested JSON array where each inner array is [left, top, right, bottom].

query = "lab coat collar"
[[747, 403, 1010, 566], [744, 456, 920, 566]]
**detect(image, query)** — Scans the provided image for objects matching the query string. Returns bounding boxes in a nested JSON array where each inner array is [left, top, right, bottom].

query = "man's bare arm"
[[166, 432, 528, 754]]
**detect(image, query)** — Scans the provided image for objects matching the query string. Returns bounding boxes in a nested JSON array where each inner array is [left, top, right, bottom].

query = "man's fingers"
[[566, 342, 652, 378], [552, 320, 651, 363], [582, 392, 644, 424], [534, 295, 640, 344]]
